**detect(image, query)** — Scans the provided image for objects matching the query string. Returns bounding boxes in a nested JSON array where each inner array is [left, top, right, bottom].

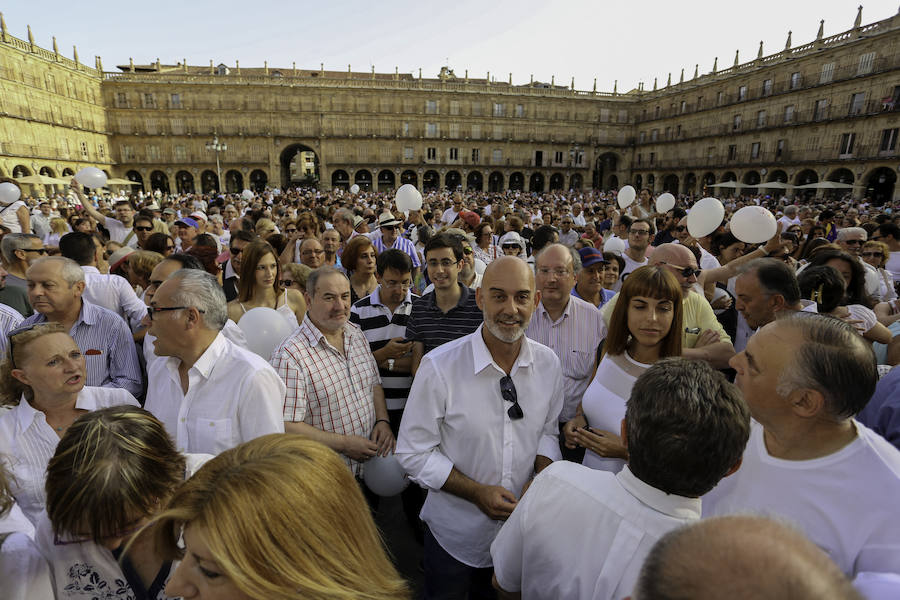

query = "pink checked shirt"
[[270, 315, 380, 475]]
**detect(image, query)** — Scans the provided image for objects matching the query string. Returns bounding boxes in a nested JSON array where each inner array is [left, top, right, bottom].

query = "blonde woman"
[[0, 323, 138, 524], [36, 406, 210, 599], [43, 217, 70, 248], [125, 250, 165, 297], [156, 434, 410, 600]]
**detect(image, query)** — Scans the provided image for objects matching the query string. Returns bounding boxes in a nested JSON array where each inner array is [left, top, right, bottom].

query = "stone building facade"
[[0, 7, 898, 202]]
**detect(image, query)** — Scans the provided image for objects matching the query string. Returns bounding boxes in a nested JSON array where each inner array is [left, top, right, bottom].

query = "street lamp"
[[205, 133, 227, 192]]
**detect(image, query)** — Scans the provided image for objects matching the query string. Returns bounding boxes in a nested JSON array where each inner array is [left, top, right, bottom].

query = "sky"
[[4, 0, 898, 92]]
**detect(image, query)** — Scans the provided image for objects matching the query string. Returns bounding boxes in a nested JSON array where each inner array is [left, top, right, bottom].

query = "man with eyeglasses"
[[72, 183, 139, 248], [837, 227, 882, 301], [298, 237, 325, 269], [528, 244, 606, 463], [558, 216, 579, 247], [397, 256, 564, 600], [406, 234, 483, 375], [222, 230, 255, 302], [145, 269, 284, 456], [21, 256, 142, 396], [0, 233, 46, 291], [616, 218, 652, 291], [371, 212, 421, 281]]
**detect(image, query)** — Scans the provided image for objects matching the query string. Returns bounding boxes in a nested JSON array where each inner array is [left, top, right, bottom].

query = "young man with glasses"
[[397, 256, 564, 600], [616, 218, 652, 291], [406, 233, 483, 375], [72, 183, 139, 247]]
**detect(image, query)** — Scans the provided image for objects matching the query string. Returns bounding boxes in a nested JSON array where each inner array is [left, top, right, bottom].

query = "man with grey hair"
[[705, 313, 900, 577], [527, 243, 606, 461], [777, 204, 801, 229], [491, 358, 750, 599], [20, 256, 141, 395], [631, 515, 863, 600], [1, 233, 45, 289], [331, 207, 359, 251], [145, 269, 285, 455], [837, 226, 881, 300]]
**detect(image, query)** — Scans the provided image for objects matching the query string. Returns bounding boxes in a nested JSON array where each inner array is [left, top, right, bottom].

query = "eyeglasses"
[[229, 247, 243, 256], [537, 267, 572, 278], [500, 375, 524, 420], [674, 225, 687, 232], [661, 262, 702, 278], [280, 280, 294, 287], [22, 247, 48, 255], [629, 229, 651, 236], [381, 224, 400, 231], [426, 259, 458, 269], [301, 249, 324, 256], [502, 244, 520, 250], [862, 252, 882, 258], [843, 239, 864, 246], [165, 244, 175, 251], [147, 306, 205, 320], [134, 226, 153, 232], [54, 520, 146, 547]]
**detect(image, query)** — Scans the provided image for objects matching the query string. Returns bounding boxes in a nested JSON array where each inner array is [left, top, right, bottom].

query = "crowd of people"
[[1, 173, 900, 599]]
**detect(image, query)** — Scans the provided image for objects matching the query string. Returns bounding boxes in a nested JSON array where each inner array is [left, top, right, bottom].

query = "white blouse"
[[0, 387, 139, 525]]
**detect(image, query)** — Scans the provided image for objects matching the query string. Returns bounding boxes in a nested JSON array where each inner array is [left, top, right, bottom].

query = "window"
[[820, 63, 834, 84], [814, 99, 829, 120], [448, 123, 459, 139], [147, 145, 160, 160], [857, 52, 876, 76], [122, 145, 135, 161], [170, 93, 182, 108], [676, 124, 682, 137], [756, 110, 767, 127], [492, 125, 503, 140], [426, 123, 438, 138], [664, 126, 671, 139], [637, 153, 643, 166], [471, 102, 482, 116], [728, 145, 737, 160], [680, 100, 687, 113], [790, 72, 802, 89], [600, 108, 610, 122], [733, 114, 742, 130], [784, 105, 795, 123], [402, 122, 410, 137], [174, 145, 186, 161], [450, 101, 459, 116], [98, 144, 105, 159], [80, 141, 88, 157], [142, 93, 155, 108], [651, 129, 659, 141], [751, 142, 760, 159], [491, 149, 502, 164], [697, 96, 704, 110], [880, 128, 899, 153], [617, 109, 627, 123], [654, 106, 661, 118], [426, 100, 438, 114], [554, 151, 563, 164], [775, 139, 785, 159], [116, 92, 128, 108], [649, 152, 656, 165], [449, 147, 459, 161], [806, 136, 819, 151], [471, 148, 480, 163], [849, 92, 866, 115], [716, 91, 724, 106], [738, 85, 747, 101], [493, 103, 505, 117], [707, 146, 715, 158], [515, 104, 525, 117], [171, 118, 185, 135], [762, 79, 773, 96], [403, 147, 414, 160], [471, 124, 481, 139], [839, 133, 856, 156], [639, 131, 646, 143], [426, 147, 437, 160]]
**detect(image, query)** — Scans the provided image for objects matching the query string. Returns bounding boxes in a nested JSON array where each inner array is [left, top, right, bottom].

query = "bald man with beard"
[[601, 243, 735, 369]]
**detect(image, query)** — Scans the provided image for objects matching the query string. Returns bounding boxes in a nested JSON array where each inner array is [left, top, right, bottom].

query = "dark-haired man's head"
[[59, 232, 99, 266], [734, 258, 801, 329], [375, 249, 413, 307]]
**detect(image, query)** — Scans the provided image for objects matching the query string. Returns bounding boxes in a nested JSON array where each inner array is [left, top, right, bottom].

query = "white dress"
[[0, 387, 139, 525], [580, 352, 650, 473], [239, 290, 299, 329], [0, 200, 25, 233]]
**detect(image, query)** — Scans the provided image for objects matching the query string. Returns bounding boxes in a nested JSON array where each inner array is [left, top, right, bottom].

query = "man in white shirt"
[[440, 195, 464, 226], [557, 216, 579, 247], [491, 358, 750, 600], [616, 218, 651, 290], [31, 201, 53, 240], [73, 185, 139, 247], [704, 313, 900, 577], [58, 231, 147, 328], [526, 244, 605, 461], [633, 515, 861, 599], [777, 205, 802, 229], [396, 256, 564, 599], [145, 269, 285, 455], [571, 203, 586, 227]]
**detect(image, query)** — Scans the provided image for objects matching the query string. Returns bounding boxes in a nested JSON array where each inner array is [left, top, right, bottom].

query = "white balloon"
[[395, 184, 423, 212], [603, 236, 626, 255], [616, 185, 636, 209], [656, 192, 676, 213], [0, 182, 21, 205], [363, 454, 409, 497], [241, 189, 254, 200], [686, 197, 725, 239], [350, 184, 360, 194], [730, 206, 777, 244], [74, 167, 107, 189], [237, 307, 296, 361]]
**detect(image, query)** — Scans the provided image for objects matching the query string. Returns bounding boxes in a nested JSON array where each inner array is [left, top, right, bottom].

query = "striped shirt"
[[526, 296, 607, 422], [270, 315, 380, 476], [406, 283, 483, 355], [0, 303, 24, 356], [350, 287, 414, 411], [371, 234, 422, 268], [21, 300, 142, 397]]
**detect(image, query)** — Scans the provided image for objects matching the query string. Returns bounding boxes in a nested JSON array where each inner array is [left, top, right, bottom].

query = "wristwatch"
[[387, 358, 395, 372]]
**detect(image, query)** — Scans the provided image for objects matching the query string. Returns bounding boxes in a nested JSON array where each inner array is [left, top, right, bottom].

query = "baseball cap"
[[578, 246, 608, 268], [175, 217, 199, 229]]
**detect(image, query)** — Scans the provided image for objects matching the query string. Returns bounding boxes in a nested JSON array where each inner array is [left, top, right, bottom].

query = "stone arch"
[[509, 172, 525, 191], [354, 169, 373, 191], [662, 173, 679, 194], [225, 169, 243, 193], [864, 167, 896, 205], [279, 143, 320, 188], [201, 170, 219, 193], [488, 171, 504, 192], [149, 170, 169, 193], [445, 170, 462, 190], [249, 169, 268, 191], [377, 169, 396, 191], [125, 170, 144, 191], [570, 173, 583, 190], [529, 172, 545, 192], [331, 169, 350, 189], [465, 171, 483, 191], [176, 170, 195, 194], [423, 170, 440, 191], [400, 170, 418, 187]]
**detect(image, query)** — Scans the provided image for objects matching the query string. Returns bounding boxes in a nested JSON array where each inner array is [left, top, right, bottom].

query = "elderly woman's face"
[[12, 332, 86, 398], [862, 245, 884, 268]]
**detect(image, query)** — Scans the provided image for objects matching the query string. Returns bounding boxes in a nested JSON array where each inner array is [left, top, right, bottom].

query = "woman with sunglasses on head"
[[227, 240, 305, 328], [563, 266, 683, 474], [342, 235, 380, 305], [0, 323, 138, 525], [36, 406, 210, 600], [862, 240, 897, 304], [153, 434, 410, 600]]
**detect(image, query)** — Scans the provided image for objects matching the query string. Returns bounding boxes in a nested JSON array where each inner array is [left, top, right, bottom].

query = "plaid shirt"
[[270, 315, 380, 475]]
